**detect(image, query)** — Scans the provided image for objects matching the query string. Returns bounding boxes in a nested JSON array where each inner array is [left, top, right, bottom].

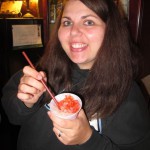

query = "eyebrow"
[[81, 14, 99, 19], [62, 14, 99, 20], [61, 16, 71, 20]]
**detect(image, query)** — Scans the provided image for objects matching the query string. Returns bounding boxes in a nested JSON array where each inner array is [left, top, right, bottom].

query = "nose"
[[70, 24, 82, 37]]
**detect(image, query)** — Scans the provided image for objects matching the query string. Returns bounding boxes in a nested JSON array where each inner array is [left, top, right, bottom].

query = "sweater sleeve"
[[1, 70, 44, 125], [76, 82, 150, 150], [76, 128, 120, 150]]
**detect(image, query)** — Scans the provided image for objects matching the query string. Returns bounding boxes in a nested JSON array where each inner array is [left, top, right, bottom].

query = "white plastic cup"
[[47, 93, 82, 120]]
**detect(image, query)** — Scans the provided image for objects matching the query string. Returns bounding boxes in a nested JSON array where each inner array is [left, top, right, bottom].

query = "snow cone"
[[47, 93, 82, 120]]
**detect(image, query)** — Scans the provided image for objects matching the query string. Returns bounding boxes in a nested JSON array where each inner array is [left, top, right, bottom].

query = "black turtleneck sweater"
[[1, 68, 150, 150]]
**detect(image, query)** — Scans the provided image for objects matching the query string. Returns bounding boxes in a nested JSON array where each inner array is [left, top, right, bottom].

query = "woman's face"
[[58, 0, 106, 69]]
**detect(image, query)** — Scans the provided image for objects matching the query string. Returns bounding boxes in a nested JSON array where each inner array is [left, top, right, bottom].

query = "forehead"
[[63, 0, 95, 16]]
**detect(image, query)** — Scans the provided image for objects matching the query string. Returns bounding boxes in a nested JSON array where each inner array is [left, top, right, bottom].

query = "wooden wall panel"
[[129, 0, 150, 77], [39, 0, 49, 44], [129, 0, 143, 42]]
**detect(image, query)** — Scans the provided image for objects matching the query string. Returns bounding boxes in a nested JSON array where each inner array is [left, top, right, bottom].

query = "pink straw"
[[22, 51, 60, 109]]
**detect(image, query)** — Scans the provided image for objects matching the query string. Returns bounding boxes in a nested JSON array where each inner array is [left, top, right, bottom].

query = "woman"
[[1, 0, 150, 150]]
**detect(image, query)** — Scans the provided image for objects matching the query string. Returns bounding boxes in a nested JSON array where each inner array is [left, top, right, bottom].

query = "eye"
[[62, 20, 72, 27], [84, 20, 94, 26]]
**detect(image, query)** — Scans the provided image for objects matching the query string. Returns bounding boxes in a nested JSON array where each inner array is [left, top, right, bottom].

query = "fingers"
[[48, 110, 92, 145], [23, 66, 43, 80], [54, 128, 64, 138], [17, 66, 47, 107], [20, 66, 47, 91], [20, 76, 45, 92], [47, 109, 84, 129], [48, 111, 69, 128], [17, 91, 33, 100], [17, 90, 43, 103], [39, 71, 47, 81]]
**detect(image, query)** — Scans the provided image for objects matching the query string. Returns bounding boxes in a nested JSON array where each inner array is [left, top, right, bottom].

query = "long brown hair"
[[37, 0, 138, 119]]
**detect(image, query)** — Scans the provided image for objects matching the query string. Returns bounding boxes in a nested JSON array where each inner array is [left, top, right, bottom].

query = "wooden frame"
[[39, 0, 49, 45], [128, 0, 143, 42], [3, 18, 44, 51]]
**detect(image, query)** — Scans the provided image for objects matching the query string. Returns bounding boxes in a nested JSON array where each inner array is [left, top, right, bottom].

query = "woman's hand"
[[17, 66, 46, 108], [48, 109, 92, 145]]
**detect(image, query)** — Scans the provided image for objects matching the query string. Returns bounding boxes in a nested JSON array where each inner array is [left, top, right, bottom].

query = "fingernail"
[[37, 74, 42, 80], [47, 111, 51, 116]]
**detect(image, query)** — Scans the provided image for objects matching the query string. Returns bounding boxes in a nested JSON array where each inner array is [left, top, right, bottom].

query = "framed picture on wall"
[[4, 18, 44, 51], [12, 24, 43, 50], [114, 0, 129, 19], [119, 0, 129, 18]]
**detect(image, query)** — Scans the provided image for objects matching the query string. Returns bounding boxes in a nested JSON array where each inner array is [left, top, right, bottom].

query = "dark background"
[[1, 0, 150, 150], [0, 18, 44, 150]]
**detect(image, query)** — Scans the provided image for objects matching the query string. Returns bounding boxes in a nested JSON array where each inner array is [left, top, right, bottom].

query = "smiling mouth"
[[71, 43, 88, 49]]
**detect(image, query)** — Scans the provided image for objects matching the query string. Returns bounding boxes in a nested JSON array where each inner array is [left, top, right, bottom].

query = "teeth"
[[72, 43, 87, 48]]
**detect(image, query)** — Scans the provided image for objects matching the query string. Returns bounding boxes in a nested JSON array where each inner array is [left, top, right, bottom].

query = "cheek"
[[58, 28, 63, 43], [87, 27, 105, 41], [88, 31, 105, 50], [58, 28, 69, 52], [58, 27, 68, 41]]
